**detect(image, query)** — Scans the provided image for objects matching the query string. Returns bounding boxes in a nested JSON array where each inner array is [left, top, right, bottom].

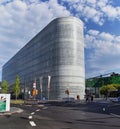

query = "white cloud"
[[48, 0, 70, 17], [85, 29, 120, 78], [0, 0, 71, 80], [87, 0, 96, 4], [99, 32, 114, 42], [97, 0, 109, 8], [61, 0, 120, 25], [115, 36, 120, 43], [84, 7, 97, 18], [102, 5, 118, 19], [1, 0, 120, 28], [88, 30, 99, 36], [0, 0, 120, 80]]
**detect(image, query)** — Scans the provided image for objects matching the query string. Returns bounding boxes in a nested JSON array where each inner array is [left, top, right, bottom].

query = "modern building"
[[2, 16, 85, 100]]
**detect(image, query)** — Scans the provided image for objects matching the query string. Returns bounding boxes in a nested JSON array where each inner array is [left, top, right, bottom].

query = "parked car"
[[109, 97, 120, 103]]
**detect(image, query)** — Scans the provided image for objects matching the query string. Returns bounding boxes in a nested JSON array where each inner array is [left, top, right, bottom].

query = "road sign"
[[0, 94, 10, 112], [33, 82, 36, 89]]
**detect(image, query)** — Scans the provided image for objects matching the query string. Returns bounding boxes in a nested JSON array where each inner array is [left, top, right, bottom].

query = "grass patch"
[[10, 99, 24, 104]]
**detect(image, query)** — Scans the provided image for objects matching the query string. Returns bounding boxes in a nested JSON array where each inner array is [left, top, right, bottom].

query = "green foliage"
[[13, 75, 20, 100], [111, 76, 120, 84], [86, 78, 97, 87], [10, 99, 24, 104], [113, 84, 120, 90], [107, 84, 117, 91], [1, 80, 8, 93], [100, 84, 118, 96], [100, 85, 108, 96], [86, 76, 120, 88]]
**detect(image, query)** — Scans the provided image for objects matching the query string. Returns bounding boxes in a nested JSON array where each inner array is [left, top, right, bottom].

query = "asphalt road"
[[0, 101, 120, 129]]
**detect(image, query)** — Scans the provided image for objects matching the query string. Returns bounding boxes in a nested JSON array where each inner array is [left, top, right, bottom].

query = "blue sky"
[[0, 0, 120, 80]]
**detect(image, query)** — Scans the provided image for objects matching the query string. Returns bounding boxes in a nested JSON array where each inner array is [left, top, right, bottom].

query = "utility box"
[[0, 94, 10, 112]]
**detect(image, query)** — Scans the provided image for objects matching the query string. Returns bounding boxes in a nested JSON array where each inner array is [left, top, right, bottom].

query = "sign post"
[[40, 77, 43, 100]]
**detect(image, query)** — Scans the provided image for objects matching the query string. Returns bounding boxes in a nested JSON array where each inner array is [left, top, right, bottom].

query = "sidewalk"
[[0, 107, 23, 116], [94, 98, 110, 103]]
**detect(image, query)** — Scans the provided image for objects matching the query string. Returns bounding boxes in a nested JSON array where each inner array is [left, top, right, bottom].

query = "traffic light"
[[32, 89, 38, 96], [35, 89, 38, 95]]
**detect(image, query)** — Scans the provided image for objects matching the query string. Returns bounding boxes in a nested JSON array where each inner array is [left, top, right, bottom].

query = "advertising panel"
[[0, 94, 10, 112]]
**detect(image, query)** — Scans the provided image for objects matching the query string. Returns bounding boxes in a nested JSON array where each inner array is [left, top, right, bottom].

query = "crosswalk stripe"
[[29, 121, 36, 126], [36, 109, 40, 112], [42, 107, 48, 110], [31, 112, 35, 115], [28, 116, 32, 119], [110, 113, 120, 118]]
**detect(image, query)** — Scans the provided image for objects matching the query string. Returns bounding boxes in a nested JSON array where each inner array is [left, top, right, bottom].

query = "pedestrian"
[[77, 95, 80, 100], [90, 94, 93, 102], [86, 94, 89, 102]]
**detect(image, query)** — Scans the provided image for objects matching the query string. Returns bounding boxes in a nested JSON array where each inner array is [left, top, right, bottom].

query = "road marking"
[[110, 113, 120, 118], [28, 116, 32, 119], [29, 121, 36, 126], [81, 112, 85, 115], [25, 105, 32, 107], [37, 104, 44, 107], [31, 112, 35, 115], [36, 109, 40, 112], [102, 107, 105, 111], [42, 107, 48, 110]]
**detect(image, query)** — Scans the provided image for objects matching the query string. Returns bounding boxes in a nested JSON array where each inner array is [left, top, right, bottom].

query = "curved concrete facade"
[[2, 16, 85, 100], [51, 17, 85, 99]]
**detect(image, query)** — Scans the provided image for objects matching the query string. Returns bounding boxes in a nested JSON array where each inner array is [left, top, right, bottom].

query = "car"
[[109, 97, 120, 103]]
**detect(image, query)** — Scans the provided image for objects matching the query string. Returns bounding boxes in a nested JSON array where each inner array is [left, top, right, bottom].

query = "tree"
[[13, 75, 20, 100], [111, 76, 120, 84], [100, 84, 117, 99], [100, 85, 108, 96], [1, 80, 8, 93], [113, 84, 120, 90]]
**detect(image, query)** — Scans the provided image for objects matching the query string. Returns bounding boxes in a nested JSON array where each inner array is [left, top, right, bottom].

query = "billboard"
[[0, 94, 10, 112]]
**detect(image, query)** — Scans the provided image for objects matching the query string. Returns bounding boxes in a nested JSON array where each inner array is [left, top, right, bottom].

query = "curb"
[[0, 107, 23, 116]]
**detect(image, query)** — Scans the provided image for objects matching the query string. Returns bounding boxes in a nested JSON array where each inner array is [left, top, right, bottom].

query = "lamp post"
[[39, 77, 43, 101]]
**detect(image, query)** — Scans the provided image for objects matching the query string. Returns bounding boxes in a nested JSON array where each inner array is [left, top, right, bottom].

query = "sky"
[[0, 0, 120, 80]]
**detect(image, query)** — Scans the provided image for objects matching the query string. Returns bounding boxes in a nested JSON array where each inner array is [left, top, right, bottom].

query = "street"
[[0, 101, 120, 129]]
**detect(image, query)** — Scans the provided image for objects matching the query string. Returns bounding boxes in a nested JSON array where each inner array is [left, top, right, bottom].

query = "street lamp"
[[39, 77, 43, 101]]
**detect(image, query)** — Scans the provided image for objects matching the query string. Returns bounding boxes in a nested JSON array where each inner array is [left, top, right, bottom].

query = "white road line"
[[36, 109, 40, 112], [31, 112, 35, 115], [102, 107, 106, 111], [42, 107, 48, 110], [28, 116, 32, 119], [37, 105, 44, 107], [29, 121, 36, 126], [110, 113, 120, 118], [25, 105, 32, 107], [81, 112, 86, 115]]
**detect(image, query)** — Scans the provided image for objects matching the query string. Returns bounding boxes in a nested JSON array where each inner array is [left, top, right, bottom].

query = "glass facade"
[[2, 16, 85, 100]]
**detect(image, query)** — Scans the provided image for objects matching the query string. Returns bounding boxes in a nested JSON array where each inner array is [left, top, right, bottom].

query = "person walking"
[[90, 94, 93, 102]]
